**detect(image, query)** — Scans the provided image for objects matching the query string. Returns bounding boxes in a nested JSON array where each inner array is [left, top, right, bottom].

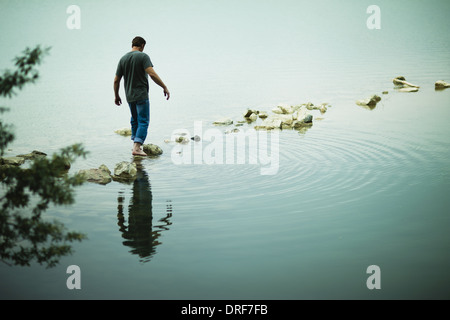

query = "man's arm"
[[145, 66, 170, 100], [114, 75, 122, 106]]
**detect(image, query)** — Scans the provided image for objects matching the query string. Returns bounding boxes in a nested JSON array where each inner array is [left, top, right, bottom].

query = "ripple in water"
[[276, 124, 431, 208], [131, 118, 434, 217]]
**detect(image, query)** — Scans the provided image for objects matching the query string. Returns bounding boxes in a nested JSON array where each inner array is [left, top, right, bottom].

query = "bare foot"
[[132, 149, 147, 156]]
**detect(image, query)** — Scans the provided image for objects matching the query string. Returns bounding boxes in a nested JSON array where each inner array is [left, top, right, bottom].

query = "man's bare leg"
[[132, 142, 147, 156]]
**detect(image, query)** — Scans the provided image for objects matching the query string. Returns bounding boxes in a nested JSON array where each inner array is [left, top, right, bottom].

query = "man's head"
[[132, 36, 146, 51]]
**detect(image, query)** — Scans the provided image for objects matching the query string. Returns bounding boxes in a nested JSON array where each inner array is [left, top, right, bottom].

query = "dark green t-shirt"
[[116, 51, 154, 103]]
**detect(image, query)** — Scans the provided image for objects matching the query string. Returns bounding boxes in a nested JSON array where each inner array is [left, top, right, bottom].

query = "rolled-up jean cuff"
[[128, 99, 150, 145], [133, 137, 145, 144]]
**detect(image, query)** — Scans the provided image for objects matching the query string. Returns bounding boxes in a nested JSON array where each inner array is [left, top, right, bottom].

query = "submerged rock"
[[112, 161, 137, 183], [292, 114, 313, 129], [258, 111, 269, 119], [278, 114, 294, 126], [243, 109, 258, 122], [393, 76, 420, 88], [397, 87, 419, 92], [225, 128, 240, 134], [243, 109, 257, 118], [175, 136, 189, 144], [254, 117, 282, 130], [296, 107, 313, 122], [392, 76, 406, 85], [248, 113, 258, 122], [272, 105, 294, 115], [435, 80, 450, 89], [302, 102, 329, 114], [78, 165, 112, 185], [0, 156, 25, 166], [16, 150, 47, 160], [253, 105, 314, 130], [115, 128, 132, 136], [356, 95, 381, 107], [304, 102, 317, 110], [319, 105, 327, 114], [213, 118, 233, 126], [143, 144, 163, 156]]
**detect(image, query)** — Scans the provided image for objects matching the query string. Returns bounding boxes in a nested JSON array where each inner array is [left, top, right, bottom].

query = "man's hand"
[[164, 87, 170, 100], [146, 67, 170, 101], [113, 75, 122, 106]]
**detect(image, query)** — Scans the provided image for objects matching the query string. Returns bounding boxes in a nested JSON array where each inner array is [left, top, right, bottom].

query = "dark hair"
[[132, 36, 146, 48]]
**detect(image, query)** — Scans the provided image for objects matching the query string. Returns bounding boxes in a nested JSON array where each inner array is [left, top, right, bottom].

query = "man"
[[114, 36, 170, 156]]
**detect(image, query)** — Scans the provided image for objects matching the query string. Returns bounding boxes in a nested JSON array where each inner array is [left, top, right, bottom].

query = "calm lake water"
[[1, 0, 450, 299]]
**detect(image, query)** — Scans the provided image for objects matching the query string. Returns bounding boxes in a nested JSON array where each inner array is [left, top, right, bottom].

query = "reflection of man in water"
[[117, 161, 172, 262]]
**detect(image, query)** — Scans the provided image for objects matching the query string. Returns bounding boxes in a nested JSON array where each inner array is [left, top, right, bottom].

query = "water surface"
[[1, 0, 450, 299]]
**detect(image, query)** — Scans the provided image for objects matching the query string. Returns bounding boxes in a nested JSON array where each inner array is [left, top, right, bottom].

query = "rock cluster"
[[78, 162, 137, 185], [77, 143, 163, 185], [1, 156, 25, 166], [355, 76, 450, 111], [209, 102, 330, 133], [0, 150, 72, 182], [254, 104, 316, 130], [0, 150, 49, 168], [392, 76, 450, 92], [0, 150, 48, 167]]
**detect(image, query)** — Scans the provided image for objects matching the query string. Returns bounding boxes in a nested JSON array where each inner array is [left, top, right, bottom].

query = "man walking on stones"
[[114, 36, 170, 156]]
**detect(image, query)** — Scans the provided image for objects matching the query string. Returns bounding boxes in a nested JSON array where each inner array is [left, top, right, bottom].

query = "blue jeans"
[[128, 99, 150, 145]]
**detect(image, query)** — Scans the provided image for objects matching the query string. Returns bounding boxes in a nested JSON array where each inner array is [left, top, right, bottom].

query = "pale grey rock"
[[393, 76, 419, 88], [435, 80, 450, 89], [112, 161, 137, 183], [243, 109, 257, 118], [293, 114, 313, 128], [248, 113, 258, 122], [225, 128, 240, 134], [143, 144, 163, 156], [397, 87, 419, 92], [271, 106, 284, 114], [295, 108, 312, 122], [78, 165, 112, 185], [258, 111, 269, 119], [254, 117, 282, 130], [1, 156, 25, 166], [115, 128, 132, 136], [356, 95, 381, 107], [175, 136, 189, 144], [272, 105, 294, 114], [213, 118, 233, 126], [16, 150, 47, 160]]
